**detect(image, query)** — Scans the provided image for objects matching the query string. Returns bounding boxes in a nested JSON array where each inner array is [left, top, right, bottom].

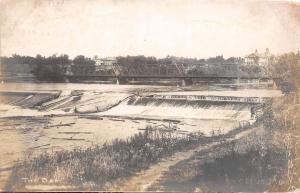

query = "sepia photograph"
[[0, 0, 300, 192]]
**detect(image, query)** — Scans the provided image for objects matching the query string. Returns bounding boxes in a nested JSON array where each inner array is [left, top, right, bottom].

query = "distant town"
[[0, 49, 274, 76], [0, 48, 299, 92]]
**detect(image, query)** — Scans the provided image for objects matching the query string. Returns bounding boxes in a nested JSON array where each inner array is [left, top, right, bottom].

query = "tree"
[[72, 55, 95, 75], [271, 52, 300, 97], [206, 55, 225, 64], [31, 54, 71, 82]]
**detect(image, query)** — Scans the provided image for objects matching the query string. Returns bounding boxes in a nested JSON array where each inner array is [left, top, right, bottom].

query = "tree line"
[[116, 55, 243, 66], [270, 52, 300, 94], [1, 54, 95, 82], [1, 54, 242, 67], [1, 53, 299, 91], [1, 54, 243, 81]]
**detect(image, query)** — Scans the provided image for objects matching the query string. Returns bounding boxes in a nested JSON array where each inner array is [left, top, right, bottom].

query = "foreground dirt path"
[[113, 127, 258, 191], [112, 141, 221, 191]]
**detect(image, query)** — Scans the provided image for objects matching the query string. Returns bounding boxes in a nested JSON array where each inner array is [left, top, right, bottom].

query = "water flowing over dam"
[[0, 91, 60, 108], [0, 85, 281, 121], [0, 84, 283, 139], [98, 96, 258, 121]]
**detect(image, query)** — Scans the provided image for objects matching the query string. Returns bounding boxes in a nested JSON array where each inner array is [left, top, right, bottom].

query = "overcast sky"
[[1, 0, 300, 58]]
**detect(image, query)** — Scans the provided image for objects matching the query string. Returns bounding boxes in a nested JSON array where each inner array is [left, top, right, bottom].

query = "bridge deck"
[[66, 75, 277, 80]]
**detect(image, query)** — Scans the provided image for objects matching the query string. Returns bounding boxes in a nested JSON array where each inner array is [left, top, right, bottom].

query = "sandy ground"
[[0, 120, 26, 191], [0, 115, 244, 155]]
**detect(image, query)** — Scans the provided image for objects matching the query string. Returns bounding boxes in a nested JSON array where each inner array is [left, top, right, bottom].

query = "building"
[[94, 57, 117, 66], [94, 57, 117, 71], [244, 48, 273, 67]]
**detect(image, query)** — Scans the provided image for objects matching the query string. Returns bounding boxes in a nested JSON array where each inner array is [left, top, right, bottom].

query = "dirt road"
[[112, 127, 258, 191]]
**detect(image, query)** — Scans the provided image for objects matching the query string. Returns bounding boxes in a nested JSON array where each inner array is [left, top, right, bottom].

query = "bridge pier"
[[182, 78, 193, 86], [116, 77, 128, 85]]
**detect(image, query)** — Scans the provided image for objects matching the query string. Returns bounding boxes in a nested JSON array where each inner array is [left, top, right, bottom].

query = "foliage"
[[199, 147, 288, 192], [1, 54, 246, 79], [73, 55, 95, 66], [1, 54, 36, 65], [71, 55, 96, 75], [31, 54, 71, 82], [117, 55, 158, 66], [238, 64, 263, 77], [115, 55, 242, 66], [270, 52, 300, 93], [12, 126, 206, 188], [1, 54, 97, 81]]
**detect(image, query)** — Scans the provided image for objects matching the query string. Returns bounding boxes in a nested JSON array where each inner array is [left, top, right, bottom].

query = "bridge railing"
[[152, 94, 271, 104], [67, 62, 280, 80]]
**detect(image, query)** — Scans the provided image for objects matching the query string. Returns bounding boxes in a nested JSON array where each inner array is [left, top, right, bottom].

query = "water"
[[0, 82, 282, 96], [0, 82, 165, 92], [98, 97, 253, 121], [0, 83, 282, 119]]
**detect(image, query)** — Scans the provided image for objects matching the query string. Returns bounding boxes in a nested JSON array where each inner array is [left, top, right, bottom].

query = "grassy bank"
[[197, 94, 299, 192], [148, 146, 288, 192], [143, 97, 297, 192], [11, 126, 212, 189], [270, 93, 300, 191]]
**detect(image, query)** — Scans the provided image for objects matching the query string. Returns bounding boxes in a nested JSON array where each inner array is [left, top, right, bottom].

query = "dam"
[[0, 83, 280, 119], [150, 93, 270, 104]]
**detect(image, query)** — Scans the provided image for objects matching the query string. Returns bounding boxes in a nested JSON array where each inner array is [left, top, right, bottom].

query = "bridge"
[[66, 74, 277, 85], [67, 62, 279, 85]]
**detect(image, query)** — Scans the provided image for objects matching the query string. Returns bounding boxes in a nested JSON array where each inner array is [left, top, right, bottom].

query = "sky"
[[1, 0, 300, 59]]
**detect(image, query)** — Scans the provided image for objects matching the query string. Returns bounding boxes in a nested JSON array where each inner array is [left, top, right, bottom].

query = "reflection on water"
[[0, 82, 282, 96], [0, 82, 164, 92]]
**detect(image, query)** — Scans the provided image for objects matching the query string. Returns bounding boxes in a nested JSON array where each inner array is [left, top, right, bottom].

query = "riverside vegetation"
[[10, 126, 213, 189]]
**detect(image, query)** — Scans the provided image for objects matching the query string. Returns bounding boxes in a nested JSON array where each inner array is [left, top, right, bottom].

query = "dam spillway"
[[0, 87, 281, 122], [99, 96, 262, 121], [150, 94, 270, 104]]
